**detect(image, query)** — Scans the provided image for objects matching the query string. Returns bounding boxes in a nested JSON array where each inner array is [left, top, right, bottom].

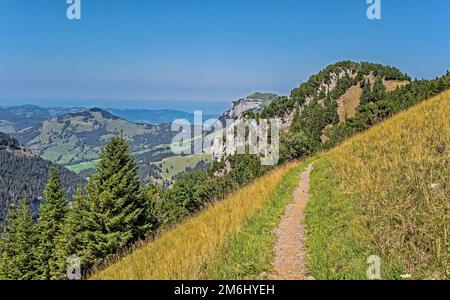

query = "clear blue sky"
[[0, 0, 449, 107]]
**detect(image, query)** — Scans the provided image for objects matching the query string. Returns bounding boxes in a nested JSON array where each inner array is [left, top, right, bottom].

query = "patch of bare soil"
[[337, 85, 362, 123], [383, 79, 409, 91]]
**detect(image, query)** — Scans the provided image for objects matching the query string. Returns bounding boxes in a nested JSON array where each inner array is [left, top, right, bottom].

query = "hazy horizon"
[[0, 98, 232, 115]]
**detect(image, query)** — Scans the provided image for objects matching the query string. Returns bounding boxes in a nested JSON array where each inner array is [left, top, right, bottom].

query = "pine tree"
[[372, 76, 387, 101], [36, 166, 68, 280], [361, 79, 373, 104], [84, 135, 151, 265], [0, 196, 38, 280], [54, 187, 89, 279]]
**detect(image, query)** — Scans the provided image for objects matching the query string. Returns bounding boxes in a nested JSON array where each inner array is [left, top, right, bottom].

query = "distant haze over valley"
[[0, 99, 231, 115]]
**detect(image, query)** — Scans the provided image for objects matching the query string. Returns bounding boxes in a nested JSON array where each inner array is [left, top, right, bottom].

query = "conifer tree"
[[0, 196, 38, 280], [372, 76, 387, 101], [84, 135, 151, 265], [37, 166, 68, 280], [54, 187, 89, 279], [361, 79, 373, 104]]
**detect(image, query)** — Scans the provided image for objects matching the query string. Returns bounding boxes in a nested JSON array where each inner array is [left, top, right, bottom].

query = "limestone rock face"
[[221, 93, 278, 120], [211, 93, 279, 162]]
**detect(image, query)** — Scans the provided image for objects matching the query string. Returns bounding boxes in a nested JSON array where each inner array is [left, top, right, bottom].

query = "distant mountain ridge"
[[107, 108, 218, 125], [0, 105, 218, 129], [0, 105, 77, 134], [0, 96, 277, 177]]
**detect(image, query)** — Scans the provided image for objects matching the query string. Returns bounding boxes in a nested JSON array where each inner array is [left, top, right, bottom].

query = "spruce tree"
[[37, 166, 68, 280], [84, 135, 151, 265], [361, 79, 373, 104], [372, 76, 387, 101], [0, 196, 38, 280], [54, 187, 89, 279]]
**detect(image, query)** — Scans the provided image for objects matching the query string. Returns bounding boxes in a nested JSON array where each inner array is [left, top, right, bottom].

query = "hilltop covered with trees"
[[260, 61, 449, 163]]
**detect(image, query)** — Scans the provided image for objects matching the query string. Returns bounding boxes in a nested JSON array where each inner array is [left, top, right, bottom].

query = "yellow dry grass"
[[326, 89, 450, 278], [383, 79, 409, 92], [336, 80, 409, 124], [337, 85, 363, 123], [92, 162, 298, 280]]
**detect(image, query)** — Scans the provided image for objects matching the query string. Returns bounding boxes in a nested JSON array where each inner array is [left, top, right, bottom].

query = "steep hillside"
[[306, 90, 450, 279], [0, 132, 84, 223], [257, 61, 410, 140]]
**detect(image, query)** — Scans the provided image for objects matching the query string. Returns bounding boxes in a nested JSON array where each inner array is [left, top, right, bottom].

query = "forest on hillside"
[[0, 134, 83, 223]]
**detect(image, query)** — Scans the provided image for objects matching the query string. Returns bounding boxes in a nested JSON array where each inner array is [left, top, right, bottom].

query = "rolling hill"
[[0, 105, 76, 134], [7, 108, 182, 183], [13, 108, 177, 166], [2, 93, 279, 184]]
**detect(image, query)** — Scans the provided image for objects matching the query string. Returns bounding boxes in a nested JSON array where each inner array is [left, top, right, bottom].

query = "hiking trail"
[[269, 163, 313, 280]]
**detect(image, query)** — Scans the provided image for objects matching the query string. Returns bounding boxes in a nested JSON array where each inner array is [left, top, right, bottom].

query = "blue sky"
[[0, 0, 449, 108]]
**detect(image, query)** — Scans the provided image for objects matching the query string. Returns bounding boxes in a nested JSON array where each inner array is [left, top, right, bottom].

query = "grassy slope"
[[92, 162, 303, 280], [67, 160, 98, 173], [162, 153, 211, 180], [306, 90, 450, 279]]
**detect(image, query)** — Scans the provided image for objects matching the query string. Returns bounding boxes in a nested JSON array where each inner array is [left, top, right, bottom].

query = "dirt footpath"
[[269, 164, 313, 280]]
